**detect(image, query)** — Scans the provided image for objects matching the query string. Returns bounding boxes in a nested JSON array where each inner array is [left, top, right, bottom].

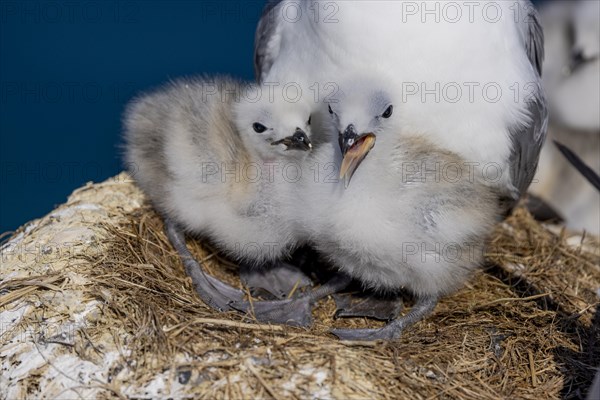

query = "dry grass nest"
[[2, 199, 599, 399]]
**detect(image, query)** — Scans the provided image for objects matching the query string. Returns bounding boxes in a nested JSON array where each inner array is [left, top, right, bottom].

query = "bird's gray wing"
[[254, 0, 285, 83], [506, 2, 548, 209], [524, 2, 544, 76], [508, 92, 548, 198]]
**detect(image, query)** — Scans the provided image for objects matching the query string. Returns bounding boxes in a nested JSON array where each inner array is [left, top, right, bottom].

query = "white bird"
[[529, 0, 600, 234], [255, 0, 547, 209], [245, 0, 548, 338], [123, 76, 314, 312]]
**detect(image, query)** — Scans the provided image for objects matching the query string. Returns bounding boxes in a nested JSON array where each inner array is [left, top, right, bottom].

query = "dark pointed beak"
[[339, 124, 376, 187], [271, 128, 312, 151]]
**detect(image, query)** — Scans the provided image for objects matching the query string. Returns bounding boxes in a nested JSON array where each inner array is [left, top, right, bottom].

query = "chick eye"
[[571, 49, 585, 65], [382, 105, 393, 119], [328, 104, 334, 115], [307, 115, 312, 125], [253, 123, 267, 133]]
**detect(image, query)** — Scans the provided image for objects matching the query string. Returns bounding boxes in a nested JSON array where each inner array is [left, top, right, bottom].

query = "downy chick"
[[123, 76, 313, 312], [316, 81, 502, 340]]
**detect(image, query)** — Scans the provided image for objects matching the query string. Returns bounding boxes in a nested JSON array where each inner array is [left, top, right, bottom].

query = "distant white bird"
[[538, 0, 599, 131], [244, 0, 548, 338], [124, 76, 314, 312], [530, 0, 600, 234]]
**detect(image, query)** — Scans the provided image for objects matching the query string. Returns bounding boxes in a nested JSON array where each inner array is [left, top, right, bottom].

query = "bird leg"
[[231, 273, 352, 328], [333, 293, 404, 321], [331, 295, 438, 341], [165, 219, 245, 312], [239, 260, 313, 300]]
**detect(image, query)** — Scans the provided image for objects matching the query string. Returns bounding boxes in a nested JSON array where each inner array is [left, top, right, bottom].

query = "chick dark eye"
[[328, 104, 334, 115], [382, 105, 393, 119], [253, 123, 267, 133], [307, 115, 312, 125], [571, 49, 585, 65]]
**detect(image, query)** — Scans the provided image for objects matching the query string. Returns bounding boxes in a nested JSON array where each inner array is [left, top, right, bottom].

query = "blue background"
[[0, 0, 265, 233], [0, 0, 549, 233]]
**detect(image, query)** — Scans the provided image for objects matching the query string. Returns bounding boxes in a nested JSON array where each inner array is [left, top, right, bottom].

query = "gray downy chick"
[[317, 82, 501, 340], [123, 76, 314, 313]]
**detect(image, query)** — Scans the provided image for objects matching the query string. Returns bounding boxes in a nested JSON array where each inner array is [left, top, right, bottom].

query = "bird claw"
[[332, 295, 438, 341], [202, 274, 245, 311], [333, 293, 404, 321], [240, 261, 312, 300], [331, 325, 402, 341], [231, 296, 313, 328]]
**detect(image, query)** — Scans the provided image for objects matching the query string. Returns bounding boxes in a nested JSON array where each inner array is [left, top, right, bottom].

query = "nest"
[[1, 173, 599, 399]]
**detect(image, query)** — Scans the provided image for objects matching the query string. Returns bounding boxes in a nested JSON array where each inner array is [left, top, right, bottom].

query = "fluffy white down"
[[264, 0, 541, 193]]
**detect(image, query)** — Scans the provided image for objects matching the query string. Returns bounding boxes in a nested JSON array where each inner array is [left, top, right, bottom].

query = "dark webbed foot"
[[239, 261, 312, 300], [165, 220, 244, 312], [232, 273, 352, 327], [231, 296, 313, 327], [332, 295, 438, 341], [333, 292, 404, 321]]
